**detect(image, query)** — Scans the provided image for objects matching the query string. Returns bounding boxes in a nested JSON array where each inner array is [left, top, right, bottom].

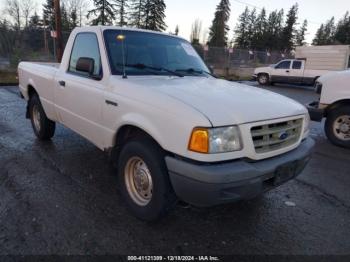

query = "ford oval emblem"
[[279, 132, 289, 140]]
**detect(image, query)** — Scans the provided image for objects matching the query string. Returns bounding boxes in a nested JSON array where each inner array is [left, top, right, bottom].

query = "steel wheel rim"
[[259, 75, 267, 84], [32, 104, 41, 132], [333, 115, 350, 141], [124, 156, 153, 206]]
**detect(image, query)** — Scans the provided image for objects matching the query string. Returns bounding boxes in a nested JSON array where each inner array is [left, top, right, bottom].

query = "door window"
[[292, 61, 302, 69], [68, 33, 102, 78], [276, 61, 291, 69]]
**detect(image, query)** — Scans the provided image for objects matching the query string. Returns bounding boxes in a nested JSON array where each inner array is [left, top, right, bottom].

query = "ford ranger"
[[18, 26, 314, 221]]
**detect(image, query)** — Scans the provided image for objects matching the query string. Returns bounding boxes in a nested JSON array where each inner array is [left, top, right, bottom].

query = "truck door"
[[54, 32, 106, 148], [289, 60, 304, 84], [271, 60, 291, 83]]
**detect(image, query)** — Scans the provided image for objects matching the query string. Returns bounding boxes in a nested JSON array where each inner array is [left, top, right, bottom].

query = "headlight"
[[304, 114, 310, 135], [188, 126, 242, 154]]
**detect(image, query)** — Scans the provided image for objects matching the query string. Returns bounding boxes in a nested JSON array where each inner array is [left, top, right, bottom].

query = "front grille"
[[251, 119, 303, 154]]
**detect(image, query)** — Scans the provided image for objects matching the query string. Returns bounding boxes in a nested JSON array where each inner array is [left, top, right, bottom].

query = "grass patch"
[[0, 70, 18, 85]]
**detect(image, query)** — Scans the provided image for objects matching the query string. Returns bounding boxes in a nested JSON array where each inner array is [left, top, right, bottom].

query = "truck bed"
[[18, 61, 60, 122], [26, 62, 60, 68]]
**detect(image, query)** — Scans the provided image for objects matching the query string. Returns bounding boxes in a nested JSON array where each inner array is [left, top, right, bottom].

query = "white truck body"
[[308, 70, 350, 148], [18, 26, 314, 220], [254, 45, 350, 86]]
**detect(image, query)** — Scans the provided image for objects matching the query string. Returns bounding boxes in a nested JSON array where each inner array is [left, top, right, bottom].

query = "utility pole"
[[54, 0, 63, 62]]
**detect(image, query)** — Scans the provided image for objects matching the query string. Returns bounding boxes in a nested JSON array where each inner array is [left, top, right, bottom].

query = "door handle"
[[286, 70, 290, 73], [58, 80, 66, 87], [105, 100, 118, 107]]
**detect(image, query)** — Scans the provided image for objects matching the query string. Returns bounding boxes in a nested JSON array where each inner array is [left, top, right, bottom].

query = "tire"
[[118, 139, 177, 221], [29, 94, 56, 140], [257, 74, 270, 86], [325, 105, 350, 148]]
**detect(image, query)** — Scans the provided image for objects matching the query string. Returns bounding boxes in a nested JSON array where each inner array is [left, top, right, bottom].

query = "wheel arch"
[[325, 99, 350, 117], [109, 124, 166, 167], [257, 72, 270, 78], [25, 84, 38, 119]]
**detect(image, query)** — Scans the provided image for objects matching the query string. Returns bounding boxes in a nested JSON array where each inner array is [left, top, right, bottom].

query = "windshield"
[[103, 29, 209, 76]]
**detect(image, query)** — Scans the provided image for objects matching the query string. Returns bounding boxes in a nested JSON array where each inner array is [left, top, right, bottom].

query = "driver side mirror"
[[76, 57, 95, 75]]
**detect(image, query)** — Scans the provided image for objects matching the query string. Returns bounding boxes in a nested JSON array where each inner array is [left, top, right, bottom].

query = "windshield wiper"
[[126, 63, 184, 77], [175, 68, 217, 78]]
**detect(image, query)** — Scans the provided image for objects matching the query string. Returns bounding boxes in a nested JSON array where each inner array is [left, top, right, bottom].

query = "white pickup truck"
[[254, 59, 327, 86], [18, 26, 314, 221], [308, 70, 350, 148]]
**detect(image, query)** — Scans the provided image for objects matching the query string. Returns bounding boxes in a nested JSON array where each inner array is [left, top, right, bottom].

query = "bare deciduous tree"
[[6, 0, 21, 30], [64, 0, 90, 26], [190, 19, 202, 44], [21, 0, 37, 28]]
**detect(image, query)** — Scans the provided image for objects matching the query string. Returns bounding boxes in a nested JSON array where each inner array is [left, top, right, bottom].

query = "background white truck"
[[18, 26, 314, 221], [254, 45, 350, 86], [308, 70, 350, 148]]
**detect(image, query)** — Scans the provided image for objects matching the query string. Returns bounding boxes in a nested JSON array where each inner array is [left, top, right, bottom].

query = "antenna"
[[117, 32, 127, 79]]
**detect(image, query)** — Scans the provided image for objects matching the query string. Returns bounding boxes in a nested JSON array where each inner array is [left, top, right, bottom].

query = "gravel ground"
[[0, 83, 350, 256]]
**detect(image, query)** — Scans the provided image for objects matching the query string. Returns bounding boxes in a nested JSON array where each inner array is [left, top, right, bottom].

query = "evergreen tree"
[[115, 0, 129, 27], [61, 3, 71, 31], [129, 0, 146, 28], [312, 24, 325, 45], [246, 8, 257, 48], [234, 7, 250, 48], [87, 0, 117, 25], [144, 0, 167, 31], [296, 19, 308, 46], [334, 12, 350, 44], [43, 0, 55, 29], [313, 17, 336, 45], [265, 9, 284, 50], [70, 8, 78, 29], [251, 8, 267, 49], [208, 0, 231, 47], [323, 17, 336, 44], [28, 12, 43, 29], [175, 25, 179, 35], [280, 3, 298, 51]]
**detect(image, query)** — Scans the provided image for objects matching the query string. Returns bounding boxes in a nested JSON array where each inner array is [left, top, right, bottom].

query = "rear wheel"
[[258, 74, 269, 85], [325, 105, 350, 148], [118, 139, 177, 221], [29, 94, 56, 140]]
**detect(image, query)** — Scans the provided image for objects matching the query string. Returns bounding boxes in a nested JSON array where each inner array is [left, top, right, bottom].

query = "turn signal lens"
[[188, 128, 209, 153]]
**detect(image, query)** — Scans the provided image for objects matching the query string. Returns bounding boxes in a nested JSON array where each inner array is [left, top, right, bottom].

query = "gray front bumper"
[[166, 138, 315, 207]]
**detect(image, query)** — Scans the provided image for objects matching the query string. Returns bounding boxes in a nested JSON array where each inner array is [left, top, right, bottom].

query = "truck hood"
[[319, 69, 350, 83], [120, 76, 307, 126], [254, 66, 272, 74]]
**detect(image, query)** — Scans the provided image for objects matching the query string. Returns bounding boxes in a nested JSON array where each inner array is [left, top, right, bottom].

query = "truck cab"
[[254, 59, 318, 86]]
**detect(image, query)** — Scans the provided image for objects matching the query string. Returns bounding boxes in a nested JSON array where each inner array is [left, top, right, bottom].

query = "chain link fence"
[[0, 29, 293, 81], [193, 45, 293, 79], [0, 29, 71, 70]]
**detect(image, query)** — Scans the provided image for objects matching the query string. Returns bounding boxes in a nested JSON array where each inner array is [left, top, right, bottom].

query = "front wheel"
[[118, 139, 177, 221], [325, 105, 350, 148], [257, 74, 269, 85]]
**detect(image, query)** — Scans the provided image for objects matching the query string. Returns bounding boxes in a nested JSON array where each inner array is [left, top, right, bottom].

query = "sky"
[[0, 0, 349, 44]]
